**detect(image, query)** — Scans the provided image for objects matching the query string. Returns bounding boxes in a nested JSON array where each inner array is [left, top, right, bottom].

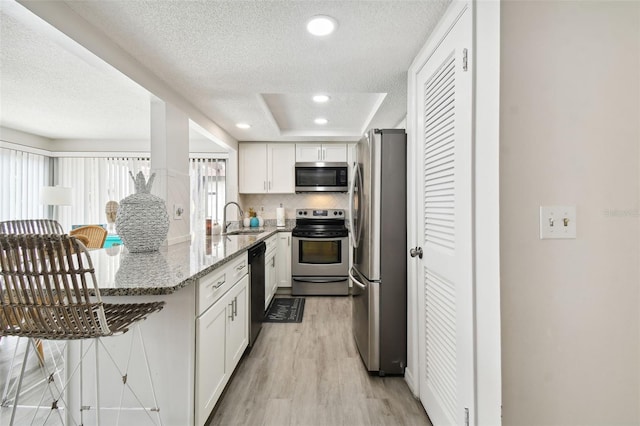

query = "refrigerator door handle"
[[348, 163, 360, 248], [349, 267, 366, 289]]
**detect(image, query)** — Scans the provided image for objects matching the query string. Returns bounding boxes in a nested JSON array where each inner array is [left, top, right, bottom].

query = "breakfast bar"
[[77, 228, 280, 426]]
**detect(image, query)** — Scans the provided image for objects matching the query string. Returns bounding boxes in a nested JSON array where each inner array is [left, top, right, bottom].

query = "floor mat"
[[264, 297, 305, 323]]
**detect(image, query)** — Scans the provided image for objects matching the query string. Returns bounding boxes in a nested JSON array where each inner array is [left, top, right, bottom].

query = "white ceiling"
[[0, 0, 450, 145]]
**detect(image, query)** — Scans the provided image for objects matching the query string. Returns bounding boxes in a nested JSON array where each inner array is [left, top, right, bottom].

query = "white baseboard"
[[404, 366, 419, 397]]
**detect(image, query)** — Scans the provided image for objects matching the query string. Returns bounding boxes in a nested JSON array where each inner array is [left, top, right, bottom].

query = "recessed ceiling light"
[[314, 118, 328, 125], [306, 15, 337, 36], [313, 94, 330, 103], [236, 123, 251, 129]]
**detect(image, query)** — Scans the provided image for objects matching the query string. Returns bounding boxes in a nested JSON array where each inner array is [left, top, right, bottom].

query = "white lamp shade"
[[40, 186, 73, 206]]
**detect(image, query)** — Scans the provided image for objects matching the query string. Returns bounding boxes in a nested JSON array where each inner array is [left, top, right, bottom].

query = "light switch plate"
[[173, 203, 184, 220], [540, 205, 576, 239]]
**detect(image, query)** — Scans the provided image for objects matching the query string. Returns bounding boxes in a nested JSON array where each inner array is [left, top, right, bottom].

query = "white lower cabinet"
[[277, 232, 292, 288], [265, 236, 278, 310], [226, 276, 248, 369], [195, 264, 249, 426], [195, 296, 227, 426], [265, 250, 277, 310]]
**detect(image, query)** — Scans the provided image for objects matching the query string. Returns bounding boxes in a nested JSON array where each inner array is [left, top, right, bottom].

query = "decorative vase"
[[115, 250, 170, 287], [115, 171, 169, 253], [105, 200, 119, 233], [250, 217, 259, 227]]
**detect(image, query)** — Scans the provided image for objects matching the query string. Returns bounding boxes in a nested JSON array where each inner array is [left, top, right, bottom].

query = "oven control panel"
[[296, 209, 345, 219]]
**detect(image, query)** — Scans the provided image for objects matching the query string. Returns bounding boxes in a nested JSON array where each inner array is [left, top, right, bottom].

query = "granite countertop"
[[92, 225, 294, 296]]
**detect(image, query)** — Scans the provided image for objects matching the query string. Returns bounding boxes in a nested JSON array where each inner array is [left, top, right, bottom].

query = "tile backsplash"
[[239, 193, 349, 220]]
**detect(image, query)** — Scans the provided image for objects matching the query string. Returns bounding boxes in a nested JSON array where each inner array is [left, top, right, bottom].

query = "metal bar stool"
[[0, 234, 165, 425]]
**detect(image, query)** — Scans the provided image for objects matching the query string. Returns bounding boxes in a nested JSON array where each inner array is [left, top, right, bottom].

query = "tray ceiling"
[[0, 0, 451, 144]]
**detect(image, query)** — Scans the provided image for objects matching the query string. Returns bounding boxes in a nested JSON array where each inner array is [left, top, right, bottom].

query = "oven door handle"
[[292, 277, 346, 284], [348, 267, 366, 290]]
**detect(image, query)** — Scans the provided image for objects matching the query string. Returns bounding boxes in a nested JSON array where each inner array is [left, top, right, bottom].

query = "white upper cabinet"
[[239, 143, 295, 194], [239, 144, 268, 193], [295, 143, 347, 162], [347, 143, 357, 187], [347, 143, 357, 167], [268, 144, 296, 193]]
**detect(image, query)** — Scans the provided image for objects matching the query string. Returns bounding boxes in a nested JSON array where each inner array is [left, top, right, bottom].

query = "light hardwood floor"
[[208, 296, 431, 426], [0, 336, 69, 425]]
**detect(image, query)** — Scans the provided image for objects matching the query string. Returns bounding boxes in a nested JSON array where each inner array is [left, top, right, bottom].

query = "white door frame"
[[405, 1, 501, 425]]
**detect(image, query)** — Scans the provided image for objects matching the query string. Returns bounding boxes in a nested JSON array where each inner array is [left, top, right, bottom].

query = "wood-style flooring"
[[208, 296, 431, 426], [0, 296, 431, 426]]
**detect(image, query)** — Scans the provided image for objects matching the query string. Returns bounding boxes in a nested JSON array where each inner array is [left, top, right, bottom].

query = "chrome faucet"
[[222, 201, 244, 234]]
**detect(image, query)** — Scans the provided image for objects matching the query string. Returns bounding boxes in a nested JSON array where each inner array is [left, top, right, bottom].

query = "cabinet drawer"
[[197, 254, 248, 316], [197, 269, 228, 316], [265, 235, 277, 254], [227, 255, 248, 284]]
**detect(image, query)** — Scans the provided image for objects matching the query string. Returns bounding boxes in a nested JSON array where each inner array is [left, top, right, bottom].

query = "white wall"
[[1, 129, 227, 156], [500, 2, 640, 424], [0, 126, 53, 152], [473, 1, 501, 424], [50, 138, 150, 153]]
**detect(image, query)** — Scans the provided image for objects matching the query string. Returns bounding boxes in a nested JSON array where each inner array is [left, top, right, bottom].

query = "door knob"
[[410, 247, 423, 259]]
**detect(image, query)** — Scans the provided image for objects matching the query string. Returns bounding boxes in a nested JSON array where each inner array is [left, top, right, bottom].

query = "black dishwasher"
[[248, 242, 266, 347]]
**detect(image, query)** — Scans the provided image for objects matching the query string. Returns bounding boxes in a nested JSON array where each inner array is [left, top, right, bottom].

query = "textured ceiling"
[[0, 1, 152, 140], [1, 0, 451, 144]]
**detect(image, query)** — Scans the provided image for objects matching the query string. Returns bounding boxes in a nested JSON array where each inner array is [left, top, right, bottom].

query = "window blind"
[[189, 158, 226, 236], [0, 147, 50, 221]]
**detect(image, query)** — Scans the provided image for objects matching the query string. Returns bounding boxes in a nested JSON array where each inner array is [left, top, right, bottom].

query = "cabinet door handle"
[[263, 181, 266, 190], [288, 236, 290, 246], [236, 263, 246, 271], [229, 302, 234, 320], [233, 297, 238, 317], [272, 257, 276, 267], [269, 181, 272, 190], [213, 279, 225, 289]]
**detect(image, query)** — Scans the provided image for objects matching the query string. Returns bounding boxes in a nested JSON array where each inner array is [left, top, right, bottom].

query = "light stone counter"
[[91, 226, 294, 296]]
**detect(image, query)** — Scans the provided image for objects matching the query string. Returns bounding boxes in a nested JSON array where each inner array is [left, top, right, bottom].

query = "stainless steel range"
[[291, 209, 349, 296]]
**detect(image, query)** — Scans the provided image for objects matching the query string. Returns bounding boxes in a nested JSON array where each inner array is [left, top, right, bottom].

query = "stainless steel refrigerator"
[[348, 128, 407, 375]]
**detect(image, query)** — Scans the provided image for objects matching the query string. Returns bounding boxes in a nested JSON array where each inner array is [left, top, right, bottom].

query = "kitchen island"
[[67, 227, 290, 426]]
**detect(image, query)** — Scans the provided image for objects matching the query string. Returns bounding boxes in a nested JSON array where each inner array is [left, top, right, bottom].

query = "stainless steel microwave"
[[294, 162, 349, 192]]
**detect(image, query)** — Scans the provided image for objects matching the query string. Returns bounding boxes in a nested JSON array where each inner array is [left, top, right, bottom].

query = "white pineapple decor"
[[115, 171, 170, 252]]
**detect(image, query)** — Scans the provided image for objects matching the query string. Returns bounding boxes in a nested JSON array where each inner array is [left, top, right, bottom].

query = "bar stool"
[[0, 219, 66, 395], [0, 219, 64, 235], [0, 234, 165, 425], [69, 225, 108, 249]]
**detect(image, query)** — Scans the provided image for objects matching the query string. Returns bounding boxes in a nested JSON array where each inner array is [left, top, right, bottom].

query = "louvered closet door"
[[416, 6, 474, 426]]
